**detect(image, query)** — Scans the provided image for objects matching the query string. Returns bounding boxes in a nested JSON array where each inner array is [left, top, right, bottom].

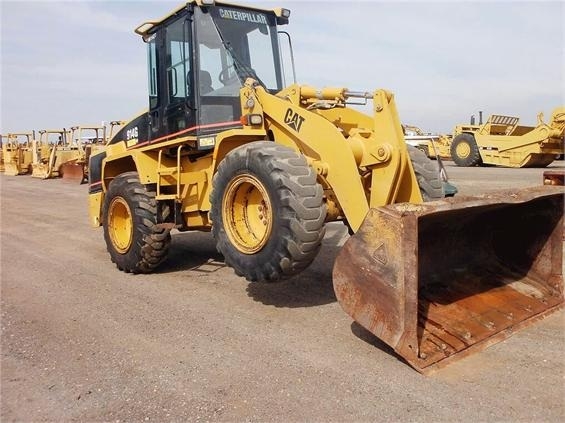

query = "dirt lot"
[[1, 161, 564, 422]]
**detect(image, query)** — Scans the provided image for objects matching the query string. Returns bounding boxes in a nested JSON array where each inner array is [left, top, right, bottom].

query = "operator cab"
[[136, 1, 289, 146]]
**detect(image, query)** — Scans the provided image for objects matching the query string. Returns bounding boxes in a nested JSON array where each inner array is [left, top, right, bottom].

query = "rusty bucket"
[[333, 186, 564, 373], [61, 159, 87, 183]]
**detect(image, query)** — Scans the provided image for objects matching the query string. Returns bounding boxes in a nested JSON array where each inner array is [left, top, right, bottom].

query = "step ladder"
[[156, 145, 185, 201]]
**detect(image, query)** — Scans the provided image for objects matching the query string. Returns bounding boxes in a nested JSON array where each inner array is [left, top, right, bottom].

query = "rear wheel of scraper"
[[102, 171, 171, 273], [408, 146, 444, 201], [210, 141, 327, 283], [451, 133, 482, 167]]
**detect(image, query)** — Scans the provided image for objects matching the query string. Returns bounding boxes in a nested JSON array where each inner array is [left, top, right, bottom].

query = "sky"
[[1, 0, 563, 135]]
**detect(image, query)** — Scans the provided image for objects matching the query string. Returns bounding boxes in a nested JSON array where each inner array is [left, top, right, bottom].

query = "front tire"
[[451, 133, 482, 167], [210, 142, 326, 282], [102, 171, 171, 273]]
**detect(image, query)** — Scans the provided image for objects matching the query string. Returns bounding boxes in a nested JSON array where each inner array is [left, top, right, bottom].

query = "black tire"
[[102, 171, 171, 273], [408, 146, 444, 201], [451, 133, 482, 167], [210, 141, 327, 282]]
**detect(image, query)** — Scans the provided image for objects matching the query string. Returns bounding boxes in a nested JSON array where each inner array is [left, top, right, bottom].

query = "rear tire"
[[210, 142, 326, 282], [102, 171, 171, 273], [451, 133, 482, 166], [408, 146, 444, 200]]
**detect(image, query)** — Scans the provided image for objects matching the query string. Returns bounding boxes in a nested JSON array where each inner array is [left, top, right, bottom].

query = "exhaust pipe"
[[333, 186, 563, 373]]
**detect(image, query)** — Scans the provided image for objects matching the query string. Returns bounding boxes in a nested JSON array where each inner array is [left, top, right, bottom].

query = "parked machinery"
[[85, 121, 126, 178], [402, 124, 451, 160], [31, 129, 73, 179], [60, 125, 106, 182], [0, 135, 5, 172], [2, 132, 35, 176], [451, 108, 565, 167]]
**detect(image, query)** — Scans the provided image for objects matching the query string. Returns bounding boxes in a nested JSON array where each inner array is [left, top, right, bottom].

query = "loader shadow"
[[350, 322, 396, 355], [246, 223, 349, 308], [155, 231, 224, 274], [155, 223, 350, 308], [350, 322, 415, 369]]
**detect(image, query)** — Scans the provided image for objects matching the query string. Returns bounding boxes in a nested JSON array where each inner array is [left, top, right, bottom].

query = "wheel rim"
[[108, 197, 133, 254], [222, 174, 273, 254], [455, 141, 471, 159]]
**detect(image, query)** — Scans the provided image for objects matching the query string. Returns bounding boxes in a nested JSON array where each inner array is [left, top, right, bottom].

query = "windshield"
[[196, 6, 283, 94]]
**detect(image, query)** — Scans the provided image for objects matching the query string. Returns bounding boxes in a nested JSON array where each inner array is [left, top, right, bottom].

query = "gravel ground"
[[1, 161, 564, 422]]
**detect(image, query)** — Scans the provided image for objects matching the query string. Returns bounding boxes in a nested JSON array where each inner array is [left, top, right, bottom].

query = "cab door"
[[148, 14, 195, 141]]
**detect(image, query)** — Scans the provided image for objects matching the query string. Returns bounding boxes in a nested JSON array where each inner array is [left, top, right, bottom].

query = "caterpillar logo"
[[218, 8, 268, 25], [284, 108, 305, 133]]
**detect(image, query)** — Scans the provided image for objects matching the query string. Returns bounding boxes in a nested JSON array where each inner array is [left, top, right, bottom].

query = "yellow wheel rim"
[[456, 142, 470, 159], [223, 174, 273, 254], [108, 197, 133, 254]]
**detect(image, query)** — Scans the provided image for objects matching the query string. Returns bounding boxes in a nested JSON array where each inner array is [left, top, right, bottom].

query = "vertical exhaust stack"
[[333, 186, 564, 373]]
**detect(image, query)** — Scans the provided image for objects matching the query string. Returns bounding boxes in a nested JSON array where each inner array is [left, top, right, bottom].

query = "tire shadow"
[[246, 223, 349, 308]]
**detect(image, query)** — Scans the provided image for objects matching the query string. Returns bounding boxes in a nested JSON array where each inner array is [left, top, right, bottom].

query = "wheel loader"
[[450, 108, 565, 168], [88, 0, 563, 373], [2, 132, 35, 175]]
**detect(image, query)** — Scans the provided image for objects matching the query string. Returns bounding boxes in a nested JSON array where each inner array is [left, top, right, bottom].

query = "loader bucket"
[[333, 186, 564, 373]]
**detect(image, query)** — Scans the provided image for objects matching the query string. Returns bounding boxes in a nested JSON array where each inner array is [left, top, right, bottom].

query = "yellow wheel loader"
[[2, 132, 35, 175], [88, 0, 563, 373], [451, 108, 565, 167]]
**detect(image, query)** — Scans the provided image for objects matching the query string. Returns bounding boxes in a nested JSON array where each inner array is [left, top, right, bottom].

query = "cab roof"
[[134, 0, 289, 41]]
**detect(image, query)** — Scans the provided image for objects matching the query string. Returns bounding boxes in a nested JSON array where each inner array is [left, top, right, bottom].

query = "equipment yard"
[[1, 162, 564, 423], [2, 1, 564, 421]]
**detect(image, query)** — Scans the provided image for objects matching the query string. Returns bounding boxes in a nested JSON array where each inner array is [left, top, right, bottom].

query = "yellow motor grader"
[[2, 132, 35, 175], [88, 0, 563, 373], [451, 108, 565, 167]]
